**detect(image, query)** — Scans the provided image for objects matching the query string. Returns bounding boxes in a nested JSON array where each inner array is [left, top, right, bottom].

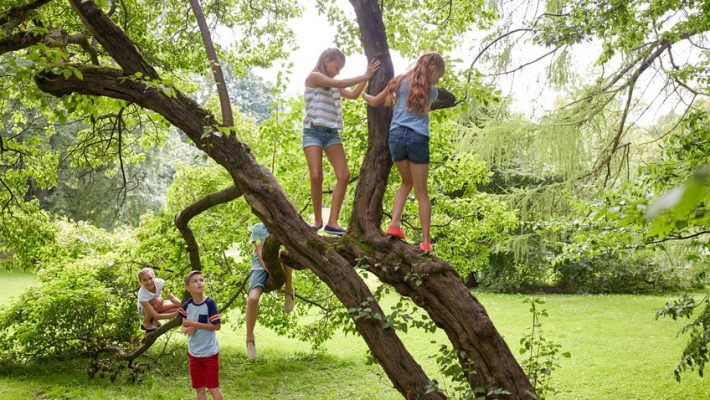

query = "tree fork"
[[174, 185, 242, 270]]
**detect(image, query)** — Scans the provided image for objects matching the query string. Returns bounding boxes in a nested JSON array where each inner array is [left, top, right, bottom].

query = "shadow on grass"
[[0, 347, 397, 400]]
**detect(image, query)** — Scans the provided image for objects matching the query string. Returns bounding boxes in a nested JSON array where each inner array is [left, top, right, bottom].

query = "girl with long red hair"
[[363, 52, 446, 252]]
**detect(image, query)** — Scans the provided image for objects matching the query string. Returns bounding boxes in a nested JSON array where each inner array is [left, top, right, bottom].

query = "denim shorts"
[[389, 126, 430, 164], [248, 269, 269, 293], [302, 125, 343, 149]]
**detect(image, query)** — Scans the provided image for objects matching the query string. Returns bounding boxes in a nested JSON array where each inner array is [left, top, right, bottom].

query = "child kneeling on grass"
[[180, 270, 223, 400]]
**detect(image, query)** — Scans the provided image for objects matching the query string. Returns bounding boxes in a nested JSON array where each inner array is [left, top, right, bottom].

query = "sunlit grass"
[[0, 270, 708, 399]]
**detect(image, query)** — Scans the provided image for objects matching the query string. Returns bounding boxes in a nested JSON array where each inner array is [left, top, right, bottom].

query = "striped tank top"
[[303, 86, 343, 130]]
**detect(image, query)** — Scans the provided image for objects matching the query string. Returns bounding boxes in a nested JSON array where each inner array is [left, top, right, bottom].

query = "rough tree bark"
[[17, 0, 533, 397]]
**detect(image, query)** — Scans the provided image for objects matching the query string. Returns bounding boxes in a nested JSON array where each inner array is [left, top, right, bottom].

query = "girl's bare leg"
[[391, 160, 414, 228], [304, 146, 325, 227], [324, 144, 350, 228], [409, 162, 431, 243]]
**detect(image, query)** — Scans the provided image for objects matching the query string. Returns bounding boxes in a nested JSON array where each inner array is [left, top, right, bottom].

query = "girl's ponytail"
[[405, 52, 445, 115]]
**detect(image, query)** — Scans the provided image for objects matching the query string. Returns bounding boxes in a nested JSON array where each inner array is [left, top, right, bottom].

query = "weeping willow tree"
[[458, 0, 708, 231], [453, 0, 709, 376]]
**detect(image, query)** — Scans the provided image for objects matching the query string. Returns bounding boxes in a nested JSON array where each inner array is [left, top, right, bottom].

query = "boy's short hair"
[[184, 270, 203, 286], [137, 267, 154, 281]]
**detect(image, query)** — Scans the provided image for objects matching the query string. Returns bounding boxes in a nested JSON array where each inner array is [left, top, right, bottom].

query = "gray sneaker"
[[246, 339, 257, 361]]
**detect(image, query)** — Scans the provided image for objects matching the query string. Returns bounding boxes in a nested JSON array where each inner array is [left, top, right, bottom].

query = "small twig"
[[487, 46, 561, 77]]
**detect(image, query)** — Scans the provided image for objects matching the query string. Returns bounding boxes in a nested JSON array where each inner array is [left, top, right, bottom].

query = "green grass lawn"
[[0, 269, 708, 399], [1, 268, 35, 301]]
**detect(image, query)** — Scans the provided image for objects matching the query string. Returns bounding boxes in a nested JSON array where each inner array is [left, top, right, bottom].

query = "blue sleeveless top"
[[390, 79, 438, 137]]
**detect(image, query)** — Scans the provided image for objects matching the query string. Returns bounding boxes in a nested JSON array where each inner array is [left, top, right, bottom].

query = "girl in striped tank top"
[[303, 48, 380, 236]]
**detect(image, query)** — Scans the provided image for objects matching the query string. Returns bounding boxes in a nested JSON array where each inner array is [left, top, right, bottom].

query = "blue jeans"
[[389, 126, 430, 164], [302, 125, 343, 149]]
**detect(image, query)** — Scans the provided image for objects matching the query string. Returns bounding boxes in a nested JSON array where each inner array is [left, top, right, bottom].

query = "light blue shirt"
[[179, 297, 220, 357], [390, 79, 438, 137], [249, 222, 269, 271]]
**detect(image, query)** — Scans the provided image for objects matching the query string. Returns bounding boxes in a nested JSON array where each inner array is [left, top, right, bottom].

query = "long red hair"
[[384, 52, 445, 115]]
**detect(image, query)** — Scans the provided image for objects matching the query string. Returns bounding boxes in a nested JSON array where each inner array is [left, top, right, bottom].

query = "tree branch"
[[469, 28, 533, 70], [641, 230, 710, 247], [67, 0, 158, 78], [430, 87, 457, 110], [1, 0, 53, 35], [189, 0, 234, 129], [174, 185, 242, 270], [67, 33, 100, 65], [487, 46, 561, 77]]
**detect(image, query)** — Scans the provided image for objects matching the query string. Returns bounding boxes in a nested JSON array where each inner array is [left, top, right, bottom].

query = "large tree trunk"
[[346, 1, 534, 397], [31, 0, 533, 398]]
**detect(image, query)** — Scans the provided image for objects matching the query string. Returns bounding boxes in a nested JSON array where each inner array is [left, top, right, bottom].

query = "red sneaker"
[[419, 242, 433, 252], [386, 225, 406, 239]]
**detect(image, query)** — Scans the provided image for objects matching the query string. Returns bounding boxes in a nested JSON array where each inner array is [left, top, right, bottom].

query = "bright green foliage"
[[657, 293, 710, 381], [316, 0, 497, 57], [535, 0, 708, 59], [568, 110, 708, 256], [0, 203, 56, 271], [519, 298, 570, 399], [0, 225, 135, 362], [1, 0, 302, 229]]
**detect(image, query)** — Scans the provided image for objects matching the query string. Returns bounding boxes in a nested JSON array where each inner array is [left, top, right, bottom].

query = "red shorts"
[[188, 352, 219, 389]]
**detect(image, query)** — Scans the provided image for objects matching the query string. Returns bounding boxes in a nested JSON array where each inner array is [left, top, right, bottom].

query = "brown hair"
[[384, 52, 445, 115], [312, 48, 346, 74], [184, 270, 203, 286]]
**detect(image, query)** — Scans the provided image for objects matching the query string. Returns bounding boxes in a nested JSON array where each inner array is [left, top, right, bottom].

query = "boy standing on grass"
[[180, 270, 223, 400]]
